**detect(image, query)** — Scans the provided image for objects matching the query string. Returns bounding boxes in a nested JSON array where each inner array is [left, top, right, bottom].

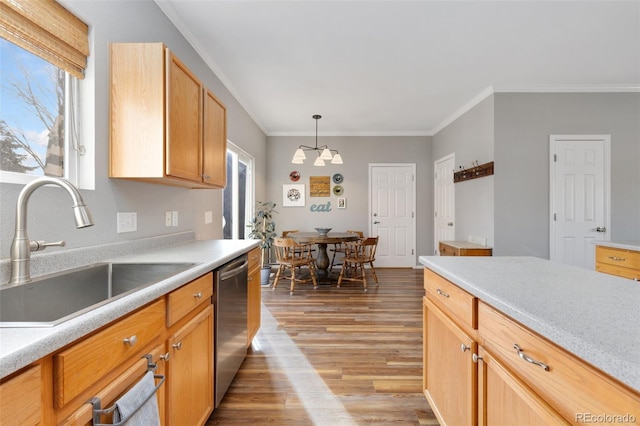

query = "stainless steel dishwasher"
[[214, 254, 248, 408]]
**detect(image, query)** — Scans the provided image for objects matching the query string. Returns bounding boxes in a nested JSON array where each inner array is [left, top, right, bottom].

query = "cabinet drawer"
[[53, 299, 165, 408], [439, 242, 459, 256], [596, 263, 640, 280], [478, 302, 640, 423], [167, 272, 213, 327], [596, 246, 640, 270], [248, 247, 261, 272], [424, 268, 477, 331], [0, 364, 41, 425]]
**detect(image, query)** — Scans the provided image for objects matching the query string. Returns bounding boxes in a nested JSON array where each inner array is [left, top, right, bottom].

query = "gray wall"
[[494, 92, 640, 256], [266, 136, 433, 263], [0, 1, 267, 260], [433, 96, 495, 247]]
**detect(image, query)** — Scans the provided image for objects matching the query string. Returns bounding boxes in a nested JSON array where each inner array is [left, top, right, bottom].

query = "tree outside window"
[[1, 39, 65, 177]]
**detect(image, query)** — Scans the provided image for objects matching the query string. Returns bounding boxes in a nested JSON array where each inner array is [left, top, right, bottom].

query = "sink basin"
[[0, 262, 197, 327]]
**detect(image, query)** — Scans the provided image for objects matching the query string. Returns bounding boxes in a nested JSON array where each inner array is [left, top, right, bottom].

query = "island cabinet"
[[423, 267, 640, 426], [247, 247, 262, 347], [595, 245, 640, 281], [110, 43, 227, 189]]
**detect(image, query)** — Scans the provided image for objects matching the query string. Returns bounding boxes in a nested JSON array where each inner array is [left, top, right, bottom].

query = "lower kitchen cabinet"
[[423, 296, 476, 425], [166, 305, 214, 426], [247, 246, 261, 347], [0, 364, 41, 425], [595, 245, 640, 280], [476, 346, 568, 425]]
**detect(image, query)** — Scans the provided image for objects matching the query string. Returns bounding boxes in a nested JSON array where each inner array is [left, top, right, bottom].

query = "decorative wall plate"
[[333, 185, 344, 195], [332, 173, 343, 184], [289, 171, 300, 182]]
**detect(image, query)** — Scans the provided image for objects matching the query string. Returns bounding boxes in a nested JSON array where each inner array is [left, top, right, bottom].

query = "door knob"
[[373, 221, 380, 224], [447, 222, 454, 226], [596, 227, 606, 232]]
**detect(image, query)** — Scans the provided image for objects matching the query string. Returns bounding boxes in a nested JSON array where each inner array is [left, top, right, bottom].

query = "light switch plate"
[[117, 212, 137, 233], [204, 211, 213, 224], [171, 211, 178, 227], [165, 211, 172, 227]]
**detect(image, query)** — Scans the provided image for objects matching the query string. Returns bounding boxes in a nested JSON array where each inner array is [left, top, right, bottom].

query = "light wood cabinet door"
[[477, 346, 569, 426], [423, 297, 476, 426], [0, 364, 41, 425], [167, 52, 203, 183], [166, 305, 214, 426], [203, 88, 227, 188]]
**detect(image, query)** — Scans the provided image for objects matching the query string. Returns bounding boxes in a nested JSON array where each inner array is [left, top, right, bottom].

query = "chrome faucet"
[[9, 177, 94, 284]]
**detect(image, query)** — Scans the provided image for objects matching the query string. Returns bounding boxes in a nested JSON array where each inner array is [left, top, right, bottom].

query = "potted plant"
[[247, 201, 278, 285]]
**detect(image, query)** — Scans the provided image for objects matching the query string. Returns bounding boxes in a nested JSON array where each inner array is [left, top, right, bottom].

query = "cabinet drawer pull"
[[472, 353, 482, 363], [461, 344, 470, 352], [172, 341, 183, 350], [193, 292, 203, 299], [123, 335, 137, 346], [607, 256, 626, 261], [514, 344, 549, 371], [160, 352, 171, 361], [436, 288, 450, 298]]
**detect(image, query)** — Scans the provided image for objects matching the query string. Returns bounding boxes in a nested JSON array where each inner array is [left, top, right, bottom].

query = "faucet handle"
[[29, 240, 66, 252]]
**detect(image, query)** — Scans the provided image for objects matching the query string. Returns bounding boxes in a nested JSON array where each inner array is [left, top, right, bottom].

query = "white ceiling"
[[156, 1, 640, 136]]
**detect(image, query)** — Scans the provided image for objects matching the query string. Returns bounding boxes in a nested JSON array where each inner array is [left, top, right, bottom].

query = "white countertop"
[[0, 239, 259, 379], [418, 255, 640, 392], [594, 241, 640, 251]]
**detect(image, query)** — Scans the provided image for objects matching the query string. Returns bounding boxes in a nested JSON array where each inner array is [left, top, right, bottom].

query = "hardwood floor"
[[206, 268, 438, 425]]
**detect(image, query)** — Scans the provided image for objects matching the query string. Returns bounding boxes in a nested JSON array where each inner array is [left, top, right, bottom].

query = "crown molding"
[[430, 84, 640, 136]]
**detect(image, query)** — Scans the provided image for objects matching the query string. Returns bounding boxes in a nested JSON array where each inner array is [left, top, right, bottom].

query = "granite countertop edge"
[[419, 255, 640, 393], [0, 239, 260, 379]]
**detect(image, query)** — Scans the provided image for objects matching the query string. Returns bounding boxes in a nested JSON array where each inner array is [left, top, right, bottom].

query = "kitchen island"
[[419, 255, 640, 425]]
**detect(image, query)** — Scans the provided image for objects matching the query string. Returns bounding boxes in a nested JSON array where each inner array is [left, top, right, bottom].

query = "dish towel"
[[113, 371, 160, 426]]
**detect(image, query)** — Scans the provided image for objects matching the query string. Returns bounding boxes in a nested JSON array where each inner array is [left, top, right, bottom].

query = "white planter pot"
[[260, 267, 271, 286]]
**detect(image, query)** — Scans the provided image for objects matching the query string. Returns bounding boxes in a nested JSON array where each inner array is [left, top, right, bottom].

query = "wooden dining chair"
[[337, 236, 379, 292], [329, 230, 364, 272], [272, 237, 318, 294]]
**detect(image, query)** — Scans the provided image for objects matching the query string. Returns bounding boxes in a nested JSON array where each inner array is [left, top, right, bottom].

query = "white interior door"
[[434, 154, 455, 255], [369, 164, 416, 267], [550, 135, 610, 269]]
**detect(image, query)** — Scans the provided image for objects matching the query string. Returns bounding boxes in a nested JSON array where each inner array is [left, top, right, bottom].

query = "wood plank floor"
[[206, 267, 438, 425]]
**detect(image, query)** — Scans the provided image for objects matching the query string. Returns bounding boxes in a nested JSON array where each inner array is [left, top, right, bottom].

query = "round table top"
[[289, 231, 361, 244]]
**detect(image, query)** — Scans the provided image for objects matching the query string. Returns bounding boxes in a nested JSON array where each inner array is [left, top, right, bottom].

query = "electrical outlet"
[[165, 211, 172, 227], [172, 211, 178, 227], [204, 211, 213, 224], [117, 212, 137, 233]]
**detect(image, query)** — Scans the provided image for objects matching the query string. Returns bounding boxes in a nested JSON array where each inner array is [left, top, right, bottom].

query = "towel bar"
[[89, 354, 164, 426]]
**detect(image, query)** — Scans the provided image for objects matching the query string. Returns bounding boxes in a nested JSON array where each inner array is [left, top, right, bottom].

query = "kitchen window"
[[223, 142, 254, 239], [0, 0, 93, 189]]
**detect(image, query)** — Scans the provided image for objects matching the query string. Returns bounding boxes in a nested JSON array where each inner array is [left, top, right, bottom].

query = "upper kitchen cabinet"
[[109, 43, 227, 189]]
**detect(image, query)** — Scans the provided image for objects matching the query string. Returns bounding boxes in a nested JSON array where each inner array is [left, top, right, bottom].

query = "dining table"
[[288, 231, 361, 281]]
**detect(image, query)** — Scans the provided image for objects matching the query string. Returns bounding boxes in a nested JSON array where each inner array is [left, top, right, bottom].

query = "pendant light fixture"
[[291, 114, 343, 166]]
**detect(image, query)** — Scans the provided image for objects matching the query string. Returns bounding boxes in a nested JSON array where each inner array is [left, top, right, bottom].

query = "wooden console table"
[[439, 241, 492, 256]]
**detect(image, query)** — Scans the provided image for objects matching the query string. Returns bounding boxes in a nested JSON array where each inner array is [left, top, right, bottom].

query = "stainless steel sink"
[[0, 262, 197, 327]]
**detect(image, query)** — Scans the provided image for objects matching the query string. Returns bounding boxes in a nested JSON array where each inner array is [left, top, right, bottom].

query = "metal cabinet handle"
[[461, 344, 470, 352], [472, 353, 482, 363], [193, 292, 203, 299], [123, 335, 137, 346], [436, 288, 450, 298], [608, 256, 626, 261], [172, 341, 183, 350], [514, 344, 549, 371], [160, 352, 171, 361]]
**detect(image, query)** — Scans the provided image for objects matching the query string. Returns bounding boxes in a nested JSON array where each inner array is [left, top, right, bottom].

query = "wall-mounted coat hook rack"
[[454, 161, 494, 183]]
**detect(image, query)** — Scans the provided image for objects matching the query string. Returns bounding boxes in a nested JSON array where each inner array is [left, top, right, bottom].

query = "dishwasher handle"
[[218, 258, 248, 280]]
